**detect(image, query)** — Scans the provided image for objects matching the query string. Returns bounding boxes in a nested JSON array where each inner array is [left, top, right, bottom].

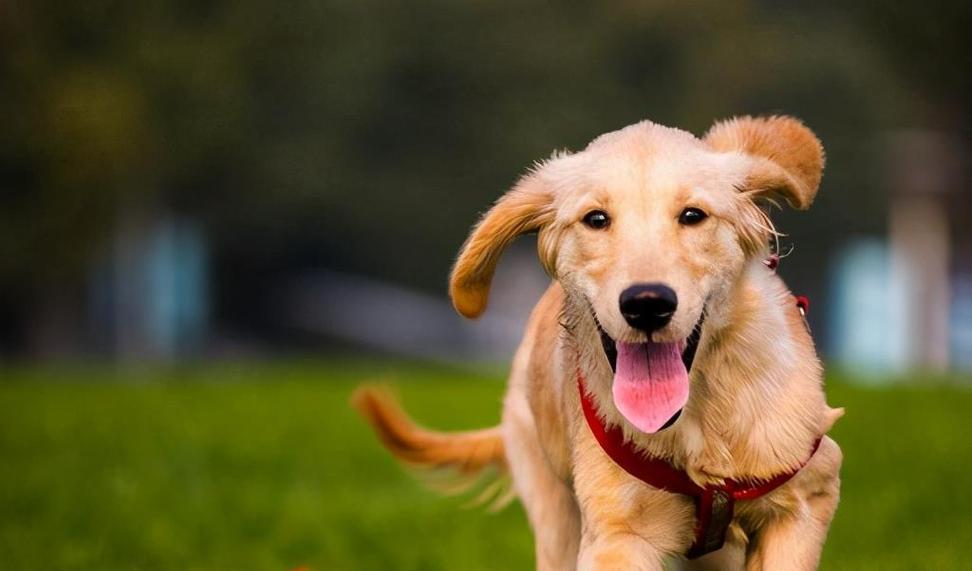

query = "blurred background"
[[1, 1, 970, 570]]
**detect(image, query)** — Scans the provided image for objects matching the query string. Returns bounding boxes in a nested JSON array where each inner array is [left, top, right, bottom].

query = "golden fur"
[[354, 116, 843, 570]]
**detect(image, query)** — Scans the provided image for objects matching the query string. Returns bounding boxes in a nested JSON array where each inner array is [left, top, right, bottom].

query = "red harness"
[[577, 294, 821, 559]]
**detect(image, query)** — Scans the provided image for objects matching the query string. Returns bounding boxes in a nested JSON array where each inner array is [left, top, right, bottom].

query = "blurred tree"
[[827, 0, 970, 129], [0, 0, 255, 350], [0, 0, 963, 354]]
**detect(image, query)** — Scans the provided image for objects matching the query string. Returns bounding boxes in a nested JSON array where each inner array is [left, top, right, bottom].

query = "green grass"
[[0, 361, 970, 570]]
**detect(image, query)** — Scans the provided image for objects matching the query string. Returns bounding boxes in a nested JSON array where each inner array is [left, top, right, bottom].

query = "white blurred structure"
[[88, 209, 209, 361], [830, 240, 908, 376], [285, 240, 550, 367], [831, 130, 967, 376]]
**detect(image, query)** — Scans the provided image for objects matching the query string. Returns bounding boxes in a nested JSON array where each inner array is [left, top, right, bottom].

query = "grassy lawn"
[[1, 361, 970, 570]]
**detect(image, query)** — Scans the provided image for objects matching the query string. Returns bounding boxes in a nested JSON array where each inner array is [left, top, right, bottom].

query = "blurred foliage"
[[0, 0, 968, 343], [832, 0, 970, 116]]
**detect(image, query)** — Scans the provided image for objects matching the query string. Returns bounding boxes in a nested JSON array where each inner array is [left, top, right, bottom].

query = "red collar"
[[577, 370, 821, 559]]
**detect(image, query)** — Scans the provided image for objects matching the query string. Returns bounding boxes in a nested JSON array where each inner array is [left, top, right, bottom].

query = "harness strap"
[[577, 254, 819, 557], [578, 376, 822, 558]]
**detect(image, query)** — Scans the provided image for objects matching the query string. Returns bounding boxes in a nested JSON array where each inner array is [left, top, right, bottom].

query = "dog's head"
[[450, 116, 823, 433]]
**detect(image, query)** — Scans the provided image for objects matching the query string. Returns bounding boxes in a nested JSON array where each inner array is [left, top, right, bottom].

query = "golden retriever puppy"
[[354, 116, 843, 570]]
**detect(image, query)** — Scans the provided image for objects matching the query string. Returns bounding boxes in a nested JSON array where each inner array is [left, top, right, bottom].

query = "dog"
[[354, 116, 843, 570]]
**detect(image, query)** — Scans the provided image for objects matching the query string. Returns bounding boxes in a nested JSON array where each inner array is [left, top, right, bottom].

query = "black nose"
[[619, 283, 678, 333]]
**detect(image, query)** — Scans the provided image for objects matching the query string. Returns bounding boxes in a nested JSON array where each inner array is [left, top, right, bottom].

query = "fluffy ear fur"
[[449, 174, 553, 319], [704, 115, 824, 210]]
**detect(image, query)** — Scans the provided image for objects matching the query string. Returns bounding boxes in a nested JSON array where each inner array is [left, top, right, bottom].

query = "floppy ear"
[[449, 174, 553, 319], [704, 115, 824, 210]]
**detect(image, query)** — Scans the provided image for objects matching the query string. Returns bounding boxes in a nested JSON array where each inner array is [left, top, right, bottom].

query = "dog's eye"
[[678, 207, 708, 226], [582, 210, 611, 230]]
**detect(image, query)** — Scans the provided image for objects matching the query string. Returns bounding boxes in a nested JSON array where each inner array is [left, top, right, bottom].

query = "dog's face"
[[545, 128, 755, 348], [450, 116, 823, 432]]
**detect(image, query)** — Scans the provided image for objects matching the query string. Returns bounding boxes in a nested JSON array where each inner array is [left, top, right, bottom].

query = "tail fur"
[[351, 384, 512, 509]]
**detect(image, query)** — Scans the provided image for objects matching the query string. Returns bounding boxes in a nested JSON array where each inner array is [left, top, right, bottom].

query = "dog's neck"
[[574, 259, 834, 484]]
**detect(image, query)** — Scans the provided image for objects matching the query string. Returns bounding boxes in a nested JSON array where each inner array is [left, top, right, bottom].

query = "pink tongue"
[[612, 341, 689, 433]]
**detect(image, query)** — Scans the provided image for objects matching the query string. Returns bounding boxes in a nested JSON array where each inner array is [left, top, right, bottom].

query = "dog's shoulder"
[[518, 283, 578, 478]]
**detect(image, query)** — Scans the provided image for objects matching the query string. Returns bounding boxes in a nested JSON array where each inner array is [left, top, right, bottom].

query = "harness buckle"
[[687, 487, 736, 559]]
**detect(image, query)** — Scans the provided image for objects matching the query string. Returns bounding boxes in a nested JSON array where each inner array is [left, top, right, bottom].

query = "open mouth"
[[596, 316, 704, 433]]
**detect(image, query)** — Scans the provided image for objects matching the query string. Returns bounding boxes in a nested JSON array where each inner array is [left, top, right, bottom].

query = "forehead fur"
[[586, 120, 700, 152], [539, 120, 749, 203], [532, 119, 774, 260]]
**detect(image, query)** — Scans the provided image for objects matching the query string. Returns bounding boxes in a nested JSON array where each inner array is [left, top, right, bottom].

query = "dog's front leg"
[[744, 501, 836, 571], [744, 444, 842, 571], [573, 461, 694, 570], [577, 530, 667, 571], [572, 429, 697, 570]]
